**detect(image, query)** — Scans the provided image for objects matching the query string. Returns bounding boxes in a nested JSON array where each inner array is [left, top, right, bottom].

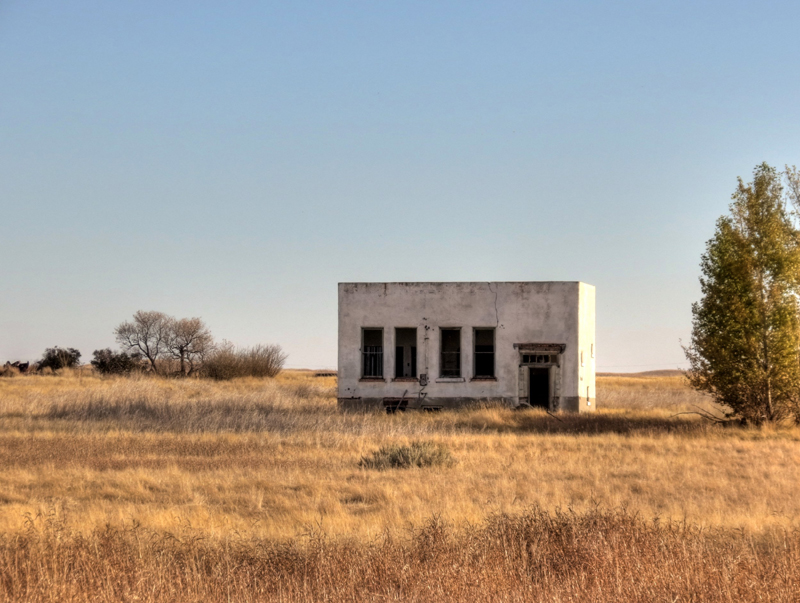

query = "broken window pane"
[[440, 328, 461, 377], [362, 328, 383, 378], [474, 328, 495, 378]]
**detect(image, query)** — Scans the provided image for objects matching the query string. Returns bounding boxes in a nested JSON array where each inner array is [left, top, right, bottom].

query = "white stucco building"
[[337, 282, 596, 412]]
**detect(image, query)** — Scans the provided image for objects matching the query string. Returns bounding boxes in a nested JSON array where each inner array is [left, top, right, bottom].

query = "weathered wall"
[[562, 282, 597, 411], [338, 282, 596, 412]]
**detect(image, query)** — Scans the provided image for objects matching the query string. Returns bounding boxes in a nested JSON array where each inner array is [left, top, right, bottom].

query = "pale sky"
[[2, 1, 800, 370]]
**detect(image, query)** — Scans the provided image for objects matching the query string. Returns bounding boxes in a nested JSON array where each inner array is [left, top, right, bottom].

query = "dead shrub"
[[360, 441, 455, 469], [203, 342, 287, 380]]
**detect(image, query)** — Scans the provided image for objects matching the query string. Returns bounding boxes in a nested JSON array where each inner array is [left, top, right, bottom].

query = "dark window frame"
[[440, 327, 461, 378], [473, 327, 495, 378], [361, 328, 383, 378]]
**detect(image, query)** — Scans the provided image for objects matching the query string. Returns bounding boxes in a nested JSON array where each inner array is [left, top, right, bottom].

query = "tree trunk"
[[765, 374, 774, 421], [759, 271, 775, 422]]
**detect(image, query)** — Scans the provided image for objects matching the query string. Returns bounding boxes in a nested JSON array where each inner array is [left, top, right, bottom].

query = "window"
[[523, 354, 552, 364], [395, 328, 417, 378], [473, 328, 495, 378], [362, 328, 383, 378], [440, 328, 461, 377]]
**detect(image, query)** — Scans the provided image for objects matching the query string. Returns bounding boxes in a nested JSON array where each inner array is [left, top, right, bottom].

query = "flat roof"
[[339, 281, 591, 285]]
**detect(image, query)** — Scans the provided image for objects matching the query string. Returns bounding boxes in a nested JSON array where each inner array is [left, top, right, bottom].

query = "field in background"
[[2, 370, 799, 601], [597, 369, 719, 411], [0, 369, 793, 537]]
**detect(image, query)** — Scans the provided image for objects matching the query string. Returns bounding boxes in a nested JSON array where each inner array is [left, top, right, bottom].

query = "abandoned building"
[[337, 282, 595, 412]]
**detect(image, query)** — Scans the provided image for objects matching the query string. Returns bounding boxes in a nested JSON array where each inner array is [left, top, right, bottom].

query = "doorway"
[[529, 367, 550, 409], [395, 328, 417, 378]]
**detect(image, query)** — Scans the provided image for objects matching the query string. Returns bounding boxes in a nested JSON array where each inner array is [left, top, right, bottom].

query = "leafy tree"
[[90, 349, 142, 375], [786, 166, 800, 204], [685, 163, 800, 423], [39, 347, 81, 371]]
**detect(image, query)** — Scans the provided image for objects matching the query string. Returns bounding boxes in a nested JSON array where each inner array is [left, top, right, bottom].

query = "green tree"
[[685, 163, 800, 424], [39, 347, 82, 371], [90, 349, 143, 375]]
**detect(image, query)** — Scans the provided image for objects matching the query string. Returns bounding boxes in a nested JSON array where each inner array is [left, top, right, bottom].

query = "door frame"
[[515, 343, 564, 410]]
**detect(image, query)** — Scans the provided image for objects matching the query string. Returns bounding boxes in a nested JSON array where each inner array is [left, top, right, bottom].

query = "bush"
[[203, 342, 287, 380], [38, 347, 81, 372], [360, 441, 455, 470], [0, 365, 19, 378], [90, 349, 142, 375]]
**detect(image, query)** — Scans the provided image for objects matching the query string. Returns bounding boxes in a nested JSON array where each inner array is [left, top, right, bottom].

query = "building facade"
[[338, 282, 596, 412]]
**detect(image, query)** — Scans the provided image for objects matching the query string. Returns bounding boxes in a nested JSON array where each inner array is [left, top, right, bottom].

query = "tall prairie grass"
[[0, 370, 797, 600], [3, 507, 799, 602], [597, 372, 720, 412]]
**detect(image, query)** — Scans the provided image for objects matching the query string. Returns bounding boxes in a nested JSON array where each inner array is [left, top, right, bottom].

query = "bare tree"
[[168, 317, 214, 375], [114, 311, 172, 373], [114, 310, 285, 380]]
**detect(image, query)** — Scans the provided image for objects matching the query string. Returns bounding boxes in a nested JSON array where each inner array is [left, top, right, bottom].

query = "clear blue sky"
[[2, 1, 799, 370]]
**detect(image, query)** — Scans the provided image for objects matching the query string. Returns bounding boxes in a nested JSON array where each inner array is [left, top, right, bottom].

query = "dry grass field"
[[1, 369, 800, 601]]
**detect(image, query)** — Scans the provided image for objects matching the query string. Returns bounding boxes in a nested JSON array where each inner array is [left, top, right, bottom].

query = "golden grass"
[[0, 370, 797, 542], [2, 370, 800, 600], [6, 507, 800, 602], [597, 372, 721, 412]]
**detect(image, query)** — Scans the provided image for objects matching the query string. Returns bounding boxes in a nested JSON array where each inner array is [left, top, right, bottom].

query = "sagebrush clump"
[[360, 441, 455, 469]]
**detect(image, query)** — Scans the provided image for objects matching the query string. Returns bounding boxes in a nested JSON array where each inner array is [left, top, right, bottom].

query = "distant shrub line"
[[2, 310, 287, 381]]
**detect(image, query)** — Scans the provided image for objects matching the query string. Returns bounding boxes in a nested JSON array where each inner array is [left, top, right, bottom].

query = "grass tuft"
[[360, 441, 455, 469]]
